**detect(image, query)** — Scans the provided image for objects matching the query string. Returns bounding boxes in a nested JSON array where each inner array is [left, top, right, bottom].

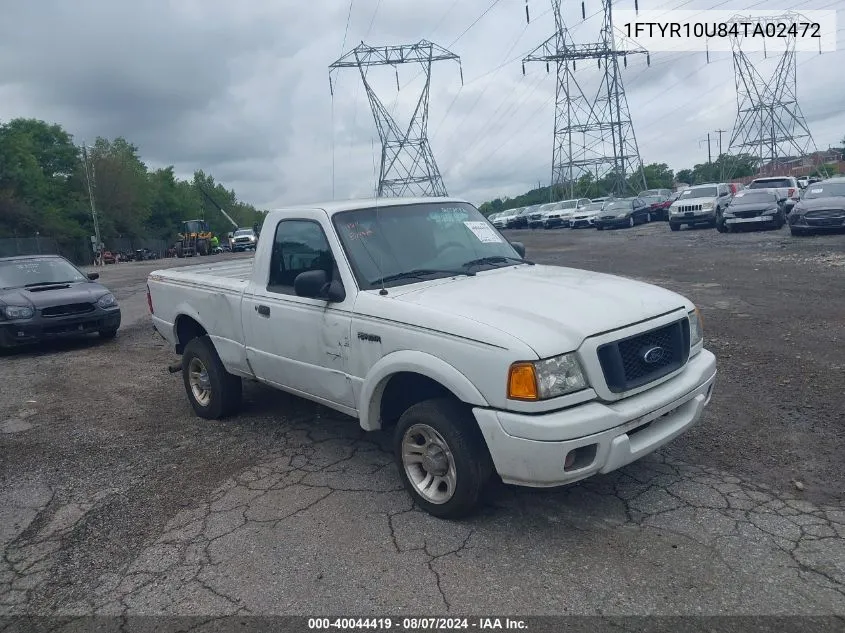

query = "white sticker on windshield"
[[810, 188, 823, 193], [464, 221, 502, 243]]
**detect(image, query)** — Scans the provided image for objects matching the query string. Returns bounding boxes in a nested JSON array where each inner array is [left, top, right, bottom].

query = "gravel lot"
[[1, 223, 844, 617]]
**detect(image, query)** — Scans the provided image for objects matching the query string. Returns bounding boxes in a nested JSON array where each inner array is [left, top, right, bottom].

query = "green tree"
[[640, 163, 674, 189], [86, 137, 151, 239]]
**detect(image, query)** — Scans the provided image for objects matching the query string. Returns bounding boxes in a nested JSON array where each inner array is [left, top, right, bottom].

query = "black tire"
[[393, 398, 494, 520], [175, 243, 184, 258], [597, 225, 604, 231], [99, 329, 118, 340], [181, 336, 242, 420], [196, 239, 209, 256], [790, 227, 807, 237], [669, 222, 680, 231]]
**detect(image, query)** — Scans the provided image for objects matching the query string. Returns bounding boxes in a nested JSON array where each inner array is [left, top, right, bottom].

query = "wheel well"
[[378, 372, 459, 429], [175, 315, 207, 354]]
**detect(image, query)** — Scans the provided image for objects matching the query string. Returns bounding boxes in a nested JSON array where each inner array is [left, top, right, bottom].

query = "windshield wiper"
[[372, 268, 476, 285], [24, 280, 76, 288], [462, 255, 534, 269]]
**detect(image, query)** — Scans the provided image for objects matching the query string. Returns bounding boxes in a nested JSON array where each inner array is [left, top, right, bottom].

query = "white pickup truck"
[[147, 197, 717, 519]]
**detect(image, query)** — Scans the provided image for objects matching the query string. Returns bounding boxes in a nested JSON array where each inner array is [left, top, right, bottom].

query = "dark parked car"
[[718, 189, 786, 232], [594, 197, 652, 229], [0, 255, 121, 349], [787, 177, 845, 236]]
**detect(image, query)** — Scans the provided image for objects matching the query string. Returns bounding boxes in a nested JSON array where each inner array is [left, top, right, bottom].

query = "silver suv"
[[668, 183, 732, 231]]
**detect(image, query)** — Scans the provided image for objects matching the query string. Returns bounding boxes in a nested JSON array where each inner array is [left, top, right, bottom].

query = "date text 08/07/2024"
[[307, 617, 528, 630]]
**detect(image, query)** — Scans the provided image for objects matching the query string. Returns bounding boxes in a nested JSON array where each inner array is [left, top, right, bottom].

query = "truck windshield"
[[0, 257, 86, 290], [234, 229, 253, 236], [332, 202, 523, 289]]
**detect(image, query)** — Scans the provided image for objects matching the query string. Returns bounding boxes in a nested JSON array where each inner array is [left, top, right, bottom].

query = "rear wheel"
[[393, 398, 493, 519], [182, 336, 242, 420]]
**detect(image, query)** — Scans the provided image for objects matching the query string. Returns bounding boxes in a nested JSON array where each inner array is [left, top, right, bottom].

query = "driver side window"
[[267, 220, 335, 295]]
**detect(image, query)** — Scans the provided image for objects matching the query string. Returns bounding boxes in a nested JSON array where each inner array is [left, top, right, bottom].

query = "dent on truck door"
[[242, 218, 355, 409]]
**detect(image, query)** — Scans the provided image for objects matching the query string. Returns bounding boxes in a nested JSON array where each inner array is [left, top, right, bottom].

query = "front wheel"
[[182, 336, 243, 420], [99, 329, 118, 340], [393, 398, 493, 520], [790, 227, 808, 237], [669, 222, 680, 231]]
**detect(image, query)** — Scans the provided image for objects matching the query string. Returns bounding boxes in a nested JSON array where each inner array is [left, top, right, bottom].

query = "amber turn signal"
[[507, 362, 538, 400]]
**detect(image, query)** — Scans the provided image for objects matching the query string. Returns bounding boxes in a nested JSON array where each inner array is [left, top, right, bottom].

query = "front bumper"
[[0, 307, 121, 348], [670, 210, 716, 224], [595, 216, 631, 228], [543, 218, 565, 228], [725, 215, 779, 227], [473, 349, 716, 487], [569, 217, 595, 228]]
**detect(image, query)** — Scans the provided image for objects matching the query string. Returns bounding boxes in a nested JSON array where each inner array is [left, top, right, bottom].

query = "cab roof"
[[267, 196, 471, 217]]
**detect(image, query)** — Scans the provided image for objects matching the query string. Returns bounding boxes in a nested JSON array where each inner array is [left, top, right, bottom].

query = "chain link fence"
[[0, 236, 171, 266]]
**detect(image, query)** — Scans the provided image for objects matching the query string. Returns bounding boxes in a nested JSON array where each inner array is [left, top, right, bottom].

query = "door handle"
[[257, 305, 270, 317]]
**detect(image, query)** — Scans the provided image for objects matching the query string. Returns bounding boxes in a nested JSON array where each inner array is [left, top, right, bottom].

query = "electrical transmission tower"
[[329, 40, 462, 198], [725, 13, 822, 178], [523, 0, 648, 199]]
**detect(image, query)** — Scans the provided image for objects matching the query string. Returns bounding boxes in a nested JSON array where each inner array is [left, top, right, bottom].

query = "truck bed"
[[148, 258, 254, 293]]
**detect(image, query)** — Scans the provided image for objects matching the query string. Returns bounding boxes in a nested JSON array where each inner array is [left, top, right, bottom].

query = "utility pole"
[[329, 40, 463, 198], [522, 0, 649, 198], [81, 143, 101, 263], [714, 129, 726, 158], [699, 134, 712, 164]]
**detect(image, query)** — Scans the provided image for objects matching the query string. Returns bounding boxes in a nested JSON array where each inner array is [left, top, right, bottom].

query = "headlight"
[[507, 353, 588, 401], [96, 293, 118, 308], [702, 202, 714, 209], [761, 207, 778, 215], [2, 305, 35, 320], [688, 308, 703, 353], [616, 212, 628, 218]]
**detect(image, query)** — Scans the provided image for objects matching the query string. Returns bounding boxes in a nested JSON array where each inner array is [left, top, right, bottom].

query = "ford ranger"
[[147, 197, 717, 519]]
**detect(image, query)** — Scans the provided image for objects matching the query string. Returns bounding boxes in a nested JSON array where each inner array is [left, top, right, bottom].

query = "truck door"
[[242, 214, 356, 410]]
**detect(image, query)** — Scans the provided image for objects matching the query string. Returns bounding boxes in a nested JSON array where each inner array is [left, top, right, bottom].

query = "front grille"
[[733, 209, 762, 218], [529, 214, 543, 221], [806, 209, 845, 219], [597, 319, 690, 393], [41, 303, 95, 318], [677, 204, 703, 212]]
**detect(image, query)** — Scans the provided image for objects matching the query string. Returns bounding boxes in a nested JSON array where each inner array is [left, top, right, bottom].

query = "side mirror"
[[87, 273, 99, 280], [510, 241, 526, 258], [294, 269, 346, 302]]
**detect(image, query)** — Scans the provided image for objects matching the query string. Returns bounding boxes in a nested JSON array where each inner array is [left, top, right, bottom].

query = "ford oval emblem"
[[642, 346, 668, 364]]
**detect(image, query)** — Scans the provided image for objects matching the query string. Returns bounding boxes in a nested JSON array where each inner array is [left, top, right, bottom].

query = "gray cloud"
[[1, 0, 842, 209]]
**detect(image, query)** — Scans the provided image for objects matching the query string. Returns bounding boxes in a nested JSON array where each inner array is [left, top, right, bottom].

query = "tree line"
[[0, 118, 266, 251]]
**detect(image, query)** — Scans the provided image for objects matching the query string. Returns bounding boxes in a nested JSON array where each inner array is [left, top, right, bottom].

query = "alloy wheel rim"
[[401, 423, 457, 504]]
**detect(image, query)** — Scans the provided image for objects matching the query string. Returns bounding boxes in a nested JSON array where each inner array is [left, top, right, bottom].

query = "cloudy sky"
[[1, 0, 842, 209]]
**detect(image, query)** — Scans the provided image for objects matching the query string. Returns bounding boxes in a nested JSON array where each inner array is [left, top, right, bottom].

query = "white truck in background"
[[147, 197, 717, 519]]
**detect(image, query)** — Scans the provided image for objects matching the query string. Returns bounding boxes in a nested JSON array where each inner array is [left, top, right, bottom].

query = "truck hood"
[[0, 282, 110, 309], [386, 265, 689, 358]]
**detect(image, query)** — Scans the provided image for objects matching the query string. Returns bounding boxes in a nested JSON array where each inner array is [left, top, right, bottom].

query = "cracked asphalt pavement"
[[1, 224, 843, 617]]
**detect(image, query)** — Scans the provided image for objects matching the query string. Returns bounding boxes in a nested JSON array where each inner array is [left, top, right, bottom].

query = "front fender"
[[358, 350, 489, 431]]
